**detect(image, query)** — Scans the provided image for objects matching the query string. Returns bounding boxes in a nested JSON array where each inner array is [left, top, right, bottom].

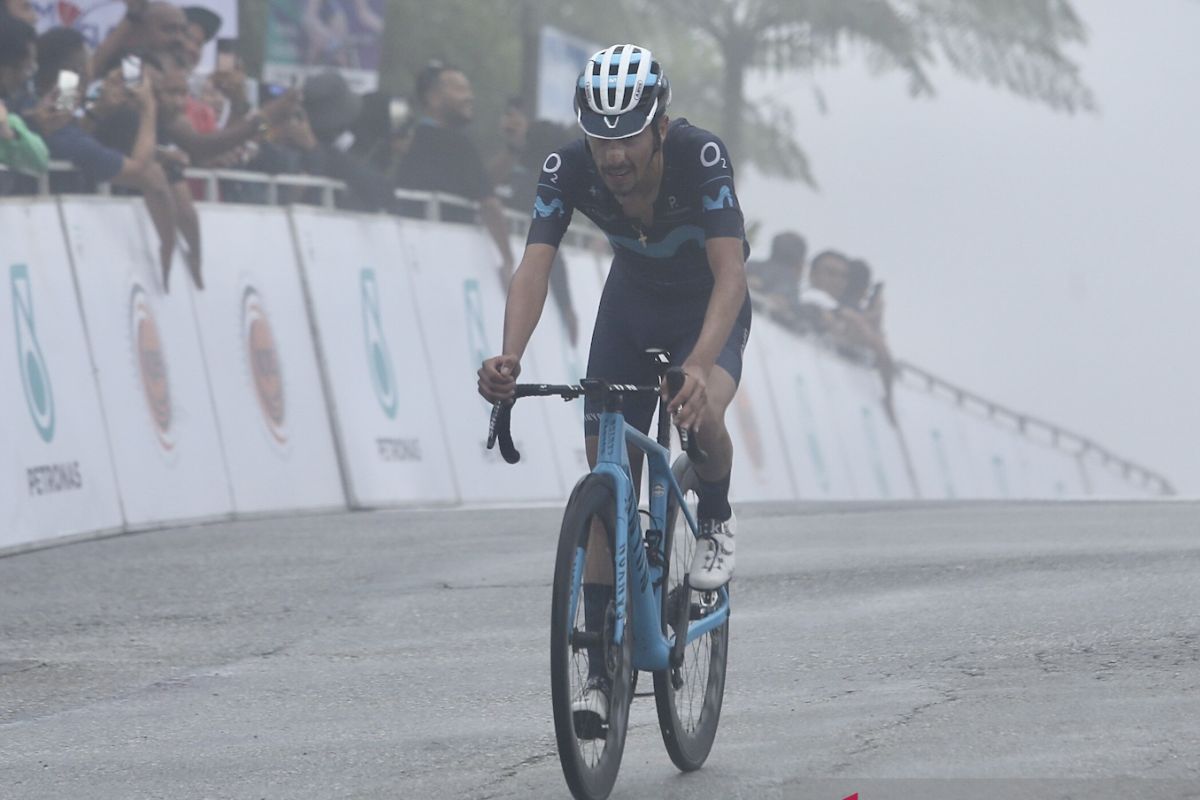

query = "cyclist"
[[477, 44, 750, 726]]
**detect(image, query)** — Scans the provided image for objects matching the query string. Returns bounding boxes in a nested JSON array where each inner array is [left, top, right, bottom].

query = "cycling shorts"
[[583, 266, 752, 437]]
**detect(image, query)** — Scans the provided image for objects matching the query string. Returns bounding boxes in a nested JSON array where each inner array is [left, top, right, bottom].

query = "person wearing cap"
[[478, 44, 750, 722]]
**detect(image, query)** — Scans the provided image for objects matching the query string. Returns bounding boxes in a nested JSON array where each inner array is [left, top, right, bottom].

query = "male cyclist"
[[477, 44, 750, 726]]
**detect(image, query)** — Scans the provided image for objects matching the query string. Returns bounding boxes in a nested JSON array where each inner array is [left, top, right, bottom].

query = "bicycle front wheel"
[[550, 474, 634, 800], [653, 455, 730, 772]]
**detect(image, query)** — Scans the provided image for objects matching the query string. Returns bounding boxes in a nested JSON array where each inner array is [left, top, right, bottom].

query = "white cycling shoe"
[[571, 676, 610, 739], [688, 512, 736, 591]]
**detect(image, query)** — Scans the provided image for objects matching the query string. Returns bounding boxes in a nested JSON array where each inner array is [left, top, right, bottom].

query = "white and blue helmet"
[[574, 44, 671, 140]]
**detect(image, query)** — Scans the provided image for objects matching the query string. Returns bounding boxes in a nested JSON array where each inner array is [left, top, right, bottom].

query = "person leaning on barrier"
[[0, 97, 48, 181], [27, 27, 180, 286], [395, 61, 516, 287], [746, 230, 807, 328]]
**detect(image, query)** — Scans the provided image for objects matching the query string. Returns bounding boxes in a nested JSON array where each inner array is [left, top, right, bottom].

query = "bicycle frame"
[[579, 409, 731, 672]]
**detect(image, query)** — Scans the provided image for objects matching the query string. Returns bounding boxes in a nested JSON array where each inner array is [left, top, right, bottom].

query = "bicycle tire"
[[652, 455, 730, 772], [550, 474, 634, 800]]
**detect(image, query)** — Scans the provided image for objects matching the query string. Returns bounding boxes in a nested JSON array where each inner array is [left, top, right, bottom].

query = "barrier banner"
[[521, 243, 604, 477], [190, 205, 345, 513], [836, 361, 916, 500], [399, 220, 566, 502], [955, 411, 1027, 499], [728, 336, 799, 502], [0, 201, 124, 549], [893, 384, 981, 499], [1080, 451, 1144, 498], [290, 208, 457, 507], [1008, 437, 1087, 499], [750, 319, 855, 499], [59, 198, 234, 526]]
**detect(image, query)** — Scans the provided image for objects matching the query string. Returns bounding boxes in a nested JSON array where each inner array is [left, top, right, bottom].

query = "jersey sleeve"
[[686, 131, 745, 241], [524, 147, 577, 250]]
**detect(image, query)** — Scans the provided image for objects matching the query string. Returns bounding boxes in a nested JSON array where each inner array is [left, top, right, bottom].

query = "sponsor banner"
[[728, 335, 799, 502], [189, 205, 344, 513], [751, 319, 855, 499], [892, 384, 982, 499], [290, 208, 457, 507], [0, 201, 124, 549], [955, 411, 1028, 499], [1080, 451, 1146, 498], [33, 1, 239, 74], [524, 243, 604, 477], [59, 198, 234, 525], [1008, 437, 1087, 499], [264, 0, 384, 93], [832, 361, 917, 500], [399, 220, 566, 502]]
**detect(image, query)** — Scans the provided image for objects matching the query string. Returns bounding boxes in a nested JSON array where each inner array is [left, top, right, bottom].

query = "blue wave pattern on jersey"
[[607, 225, 705, 258], [702, 185, 735, 211], [533, 196, 566, 219]]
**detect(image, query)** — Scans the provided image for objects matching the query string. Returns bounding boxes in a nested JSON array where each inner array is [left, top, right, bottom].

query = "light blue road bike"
[[488, 352, 730, 800]]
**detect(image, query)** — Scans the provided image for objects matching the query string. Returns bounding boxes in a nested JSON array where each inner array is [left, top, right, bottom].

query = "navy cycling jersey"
[[526, 118, 749, 295]]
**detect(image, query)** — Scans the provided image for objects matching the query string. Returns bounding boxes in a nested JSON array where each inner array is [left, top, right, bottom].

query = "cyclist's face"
[[589, 125, 657, 197]]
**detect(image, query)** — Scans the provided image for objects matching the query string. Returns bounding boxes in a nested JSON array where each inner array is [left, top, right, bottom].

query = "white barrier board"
[[60, 199, 234, 525], [836, 361, 916, 500], [751, 319, 856, 499], [190, 205, 345, 513], [893, 384, 981, 499], [290, 208, 457, 507], [522, 242, 604, 477], [399, 221, 565, 502], [728, 332, 799, 502], [0, 201, 124, 549]]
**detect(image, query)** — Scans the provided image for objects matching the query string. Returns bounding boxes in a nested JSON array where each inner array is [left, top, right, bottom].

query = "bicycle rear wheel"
[[653, 455, 729, 772], [550, 474, 634, 800]]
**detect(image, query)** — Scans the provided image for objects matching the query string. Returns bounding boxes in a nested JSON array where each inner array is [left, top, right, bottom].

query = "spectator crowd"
[[3, 0, 891, 389]]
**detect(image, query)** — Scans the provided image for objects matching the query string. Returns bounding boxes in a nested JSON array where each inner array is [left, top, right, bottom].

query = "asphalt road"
[[2, 501, 1199, 800]]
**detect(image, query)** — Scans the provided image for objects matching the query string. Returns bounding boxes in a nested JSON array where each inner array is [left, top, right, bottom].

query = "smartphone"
[[866, 281, 885, 307], [56, 70, 80, 111], [121, 55, 142, 87], [262, 83, 288, 100]]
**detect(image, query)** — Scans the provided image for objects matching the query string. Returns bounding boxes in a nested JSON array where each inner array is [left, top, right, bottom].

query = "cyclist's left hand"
[[664, 365, 708, 434]]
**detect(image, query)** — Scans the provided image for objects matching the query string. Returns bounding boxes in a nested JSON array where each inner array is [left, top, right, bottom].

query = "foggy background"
[[740, 0, 1200, 494]]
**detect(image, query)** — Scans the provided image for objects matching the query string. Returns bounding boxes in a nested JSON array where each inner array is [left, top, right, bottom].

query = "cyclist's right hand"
[[478, 355, 521, 403]]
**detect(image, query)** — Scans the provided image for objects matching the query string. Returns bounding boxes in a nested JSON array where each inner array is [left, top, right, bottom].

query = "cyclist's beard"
[[603, 150, 659, 199]]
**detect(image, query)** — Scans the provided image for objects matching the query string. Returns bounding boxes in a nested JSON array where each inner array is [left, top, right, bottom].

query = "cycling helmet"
[[574, 44, 671, 140]]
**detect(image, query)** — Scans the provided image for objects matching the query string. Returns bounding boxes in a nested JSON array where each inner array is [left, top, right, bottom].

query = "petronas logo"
[[12, 264, 56, 443], [361, 269, 398, 419]]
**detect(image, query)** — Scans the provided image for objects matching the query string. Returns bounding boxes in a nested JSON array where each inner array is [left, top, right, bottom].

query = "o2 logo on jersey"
[[700, 141, 728, 169], [241, 285, 288, 448], [11, 264, 56, 443], [129, 284, 175, 454], [360, 269, 398, 420]]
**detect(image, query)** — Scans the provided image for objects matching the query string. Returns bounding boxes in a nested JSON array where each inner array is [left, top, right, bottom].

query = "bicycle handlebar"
[[486, 372, 707, 466]]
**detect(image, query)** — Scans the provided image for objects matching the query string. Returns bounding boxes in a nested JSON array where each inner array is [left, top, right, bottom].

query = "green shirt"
[[0, 112, 50, 176]]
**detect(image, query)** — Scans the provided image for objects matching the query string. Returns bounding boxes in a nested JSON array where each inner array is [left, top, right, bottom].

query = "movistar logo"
[[360, 269, 398, 419], [12, 264, 55, 443], [533, 196, 565, 219], [702, 186, 734, 211]]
